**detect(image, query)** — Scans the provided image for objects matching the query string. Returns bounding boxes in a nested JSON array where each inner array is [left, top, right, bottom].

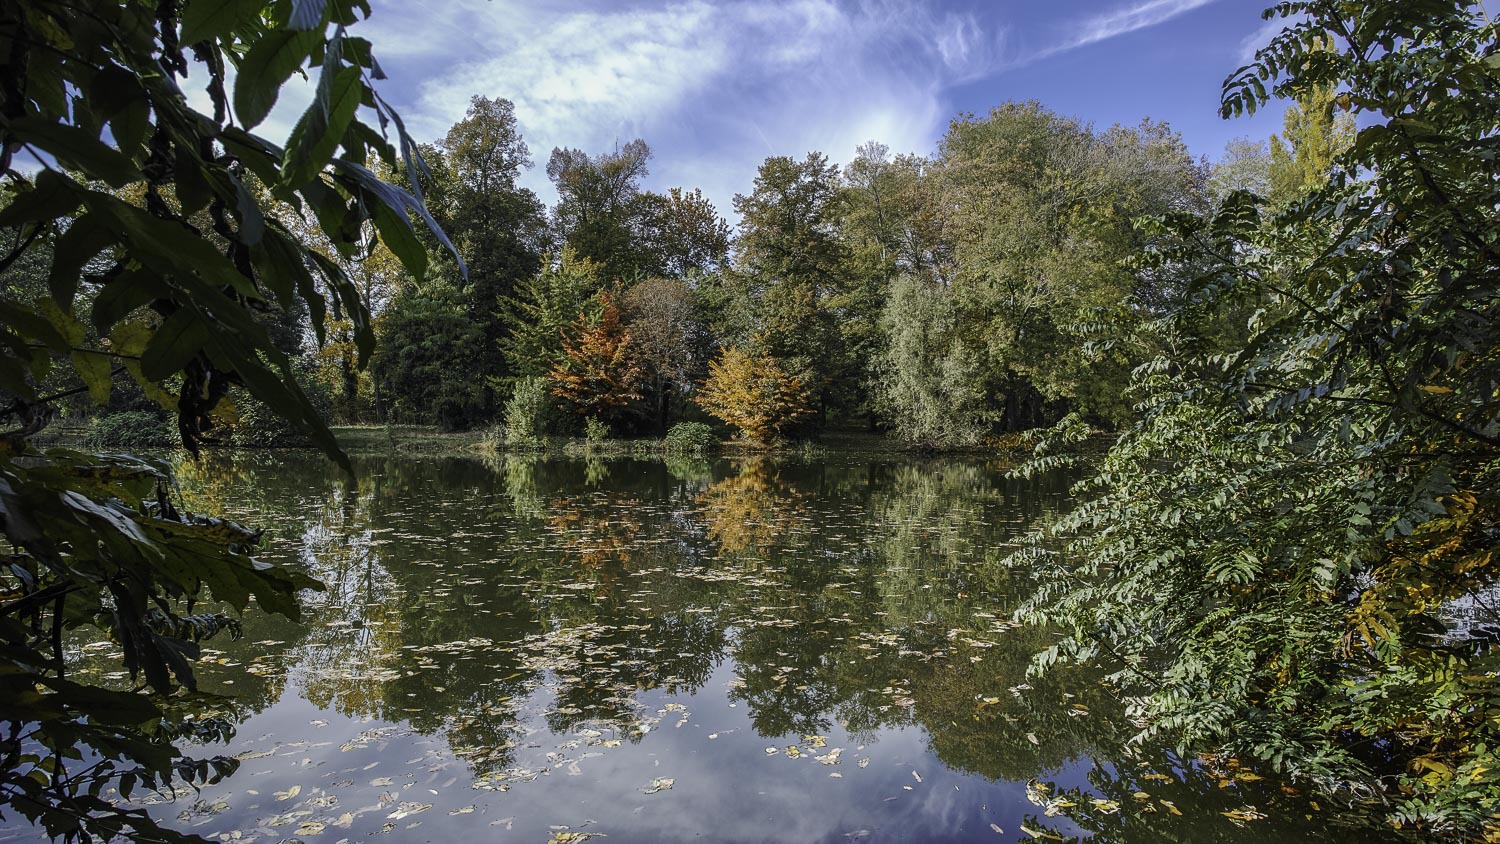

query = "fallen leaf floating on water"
[[387, 802, 432, 820], [273, 785, 301, 801], [1222, 806, 1267, 825], [765, 747, 779, 756], [642, 777, 675, 794], [990, 823, 1004, 834], [785, 746, 802, 759], [911, 771, 922, 783], [549, 833, 606, 843], [803, 734, 828, 748], [450, 805, 477, 815]]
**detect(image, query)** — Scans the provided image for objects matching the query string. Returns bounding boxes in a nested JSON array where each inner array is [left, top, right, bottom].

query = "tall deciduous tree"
[[1267, 75, 1356, 207], [499, 248, 608, 380], [934, 104, 1203, 431], [730, 152, 853, 418], [375, 96, 548, 426], [548, 140, 652, 282], [632, 187, 732, 279], [621, 278, 711, 432]]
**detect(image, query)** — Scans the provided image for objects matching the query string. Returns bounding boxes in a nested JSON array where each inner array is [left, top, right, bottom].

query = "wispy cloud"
[[1027, 0, 1221, 63], [357, 0, 1002, 213], [350, 0, 1224, 217], [1238, 13, 1292, 65]]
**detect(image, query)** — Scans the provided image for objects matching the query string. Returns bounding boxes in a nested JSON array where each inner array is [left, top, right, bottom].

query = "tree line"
[[286, 89, 1350, 447]]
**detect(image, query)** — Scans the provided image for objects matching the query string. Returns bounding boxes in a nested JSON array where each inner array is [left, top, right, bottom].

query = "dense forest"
[[0, 0, 1497, 842]]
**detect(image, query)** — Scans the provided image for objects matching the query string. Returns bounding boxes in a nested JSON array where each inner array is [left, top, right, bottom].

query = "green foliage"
[[1016, 2, 1500, 838], [662, 421, 716, 454], [427, 96, 549, 391], [373, 281, 488, 430], [730, 153, 853, 415], [1265, 52, 1356, 208], [935, 104, 1206, 431], [228, 365, 335, 447], [1208, 137, 1272, 204], [547, 140, 653, 282], [874, 274, 992, 448], [632, 187, 732, 279], [499, 248, 608, 380], [584, 416, 610, 443], [504, 376, 553, 448], [82, 411, 175, 449], [0, 0, 444, 839]]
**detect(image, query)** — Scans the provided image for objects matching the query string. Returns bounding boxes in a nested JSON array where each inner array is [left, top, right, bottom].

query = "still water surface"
[[6, 452, 1398, 843]]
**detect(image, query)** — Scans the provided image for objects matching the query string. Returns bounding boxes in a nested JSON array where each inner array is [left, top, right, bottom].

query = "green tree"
[[0, 0, 451, 840], [730, 152, 853, 419], [433, 96, 549, 386], [935, 105, 1203, 431], [874, 275, 991, 448], [370, 97, 548, 424], [632, 187, 731, 279], [499, 248, 608, 380], [547, 140, 652, 282], [1015, 2, 1500, 838], [372, 280, 488, 430], [1208, 137, 1272, 205]]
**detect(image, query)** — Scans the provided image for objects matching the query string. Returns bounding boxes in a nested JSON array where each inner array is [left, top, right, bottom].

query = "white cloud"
[[350, 0, 1221, 218], [349, 0, 1001, 215]]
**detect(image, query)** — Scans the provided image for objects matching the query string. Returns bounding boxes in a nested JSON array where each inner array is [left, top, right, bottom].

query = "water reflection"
[[17, 452, 1397, 844]]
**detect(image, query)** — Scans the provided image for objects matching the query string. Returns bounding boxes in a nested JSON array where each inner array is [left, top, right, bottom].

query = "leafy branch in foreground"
[[1009, 1, 1499, 839], [1, 0, 455, 840]]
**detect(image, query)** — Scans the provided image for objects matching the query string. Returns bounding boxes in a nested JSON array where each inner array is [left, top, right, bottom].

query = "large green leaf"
[[232, 28, 320, 129], [6, 118, 137, 187], [140, 308, 210, 381], [281, 64, 362, 186], [180, 0, 264, 45]]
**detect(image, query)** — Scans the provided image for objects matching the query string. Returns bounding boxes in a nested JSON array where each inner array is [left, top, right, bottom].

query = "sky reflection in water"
[[4, 452, 1399, 843]]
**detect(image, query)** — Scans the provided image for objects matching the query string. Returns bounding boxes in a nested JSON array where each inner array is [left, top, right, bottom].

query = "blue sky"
[[291, 0, 1291, 216]]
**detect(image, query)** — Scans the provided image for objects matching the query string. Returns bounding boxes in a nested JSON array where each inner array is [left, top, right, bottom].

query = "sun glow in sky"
[[265, 0, 1288, 215]]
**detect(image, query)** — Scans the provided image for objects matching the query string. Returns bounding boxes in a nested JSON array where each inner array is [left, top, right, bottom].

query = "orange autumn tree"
[[695, 346, 813, 446], [548, 293, 645, 430]]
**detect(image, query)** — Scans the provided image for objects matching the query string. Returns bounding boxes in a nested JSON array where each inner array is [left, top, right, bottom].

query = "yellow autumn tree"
[[695, 346, 813, 446]]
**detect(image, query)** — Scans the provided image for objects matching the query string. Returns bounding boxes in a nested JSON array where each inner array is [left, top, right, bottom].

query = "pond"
[[4, 452, 1400, 843]]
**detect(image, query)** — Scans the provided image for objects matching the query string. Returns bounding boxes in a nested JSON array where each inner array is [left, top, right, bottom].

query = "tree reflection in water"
[[55, 451, 1399, 844]]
